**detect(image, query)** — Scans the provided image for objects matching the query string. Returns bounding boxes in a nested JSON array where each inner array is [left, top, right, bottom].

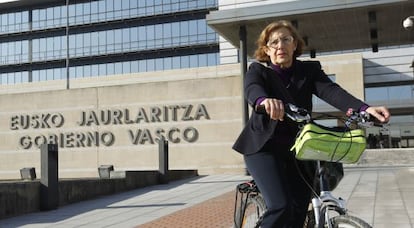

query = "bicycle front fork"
[[311, 191, 347, 228]]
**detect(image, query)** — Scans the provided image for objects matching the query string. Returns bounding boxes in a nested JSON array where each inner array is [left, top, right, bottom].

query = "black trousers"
[[244, 144, 315, 228]]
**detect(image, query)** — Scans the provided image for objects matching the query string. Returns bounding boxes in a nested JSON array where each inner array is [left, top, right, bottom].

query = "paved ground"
[[0, 166, 413, 228]]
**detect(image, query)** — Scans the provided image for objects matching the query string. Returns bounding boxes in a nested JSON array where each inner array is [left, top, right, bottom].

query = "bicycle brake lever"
[[285, 103, 311, 123]]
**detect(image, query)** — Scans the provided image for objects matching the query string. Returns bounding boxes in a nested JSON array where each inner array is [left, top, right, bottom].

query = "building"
[[0, 0, 412, 180]]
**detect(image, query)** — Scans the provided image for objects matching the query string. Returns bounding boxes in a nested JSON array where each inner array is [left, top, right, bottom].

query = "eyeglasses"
[[267, 36, 294, 48]]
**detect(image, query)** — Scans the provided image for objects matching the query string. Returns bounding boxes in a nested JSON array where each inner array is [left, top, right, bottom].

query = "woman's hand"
[[260, 98, 285, 121], [365, 106, 391, 123]]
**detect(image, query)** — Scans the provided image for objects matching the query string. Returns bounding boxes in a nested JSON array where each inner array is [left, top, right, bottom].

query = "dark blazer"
[[232, 60, 366, 155]]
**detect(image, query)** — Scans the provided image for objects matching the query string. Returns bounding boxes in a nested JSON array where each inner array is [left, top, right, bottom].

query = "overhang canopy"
[[206, 0, 414, 57]]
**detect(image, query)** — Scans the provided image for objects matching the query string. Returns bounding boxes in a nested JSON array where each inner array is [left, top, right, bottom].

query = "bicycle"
[[233, 103, 379, 228]]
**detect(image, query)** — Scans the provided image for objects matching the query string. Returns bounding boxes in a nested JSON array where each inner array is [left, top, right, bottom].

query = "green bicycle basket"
[[291, 122, 367, 164]]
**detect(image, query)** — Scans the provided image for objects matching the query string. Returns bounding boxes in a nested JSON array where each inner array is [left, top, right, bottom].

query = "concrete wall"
[[0, 64, 245, 179], [0, 170, 197, 220], [0, 55, 364, 180]]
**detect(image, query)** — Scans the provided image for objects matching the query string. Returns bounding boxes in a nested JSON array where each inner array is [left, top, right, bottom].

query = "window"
[[366, 85, 414, 102]]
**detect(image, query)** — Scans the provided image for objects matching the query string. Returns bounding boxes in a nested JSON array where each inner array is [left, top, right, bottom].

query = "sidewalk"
[[0, 166, 413, 228]]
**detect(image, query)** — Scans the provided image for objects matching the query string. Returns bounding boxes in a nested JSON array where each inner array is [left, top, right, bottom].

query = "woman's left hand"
[[365, 106, 391, 123]]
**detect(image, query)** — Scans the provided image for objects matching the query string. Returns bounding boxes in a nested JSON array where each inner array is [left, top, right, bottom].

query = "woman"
[[233, 20, 390, 227]]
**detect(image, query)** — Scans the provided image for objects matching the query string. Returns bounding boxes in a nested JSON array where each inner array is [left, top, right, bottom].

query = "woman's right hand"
[[260, 98, 285, 121]]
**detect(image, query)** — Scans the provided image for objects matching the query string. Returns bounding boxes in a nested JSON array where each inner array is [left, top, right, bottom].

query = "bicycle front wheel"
[[235, 194, 266, 228], [330, 215, 372, 228]]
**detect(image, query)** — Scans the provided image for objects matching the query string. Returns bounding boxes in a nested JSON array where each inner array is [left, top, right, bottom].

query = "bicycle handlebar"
[[255, 103, 311, 123], [255, 103, 384, 128]]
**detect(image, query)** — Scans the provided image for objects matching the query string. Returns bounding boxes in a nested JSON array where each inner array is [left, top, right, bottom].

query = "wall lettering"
[[10, 103, 210, 149]]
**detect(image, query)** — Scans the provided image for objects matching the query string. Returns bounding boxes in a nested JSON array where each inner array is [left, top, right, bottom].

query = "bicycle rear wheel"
[[330, 215, 372, 228], [235, 194, 266, 228]]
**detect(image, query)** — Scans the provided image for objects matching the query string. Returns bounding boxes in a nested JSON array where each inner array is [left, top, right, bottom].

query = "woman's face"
[[265, 27, 297, 68]]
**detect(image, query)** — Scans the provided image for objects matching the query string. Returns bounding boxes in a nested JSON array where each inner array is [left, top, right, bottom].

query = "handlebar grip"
[[254, 103, 311, 123], [254, 105, 266, 114]]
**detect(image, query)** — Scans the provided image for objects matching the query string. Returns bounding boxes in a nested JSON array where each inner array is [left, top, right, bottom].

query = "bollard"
[[40, 144, 59, 211], [158, 137, 169, 184], [20, 167, 36, 180], [98, 165, 114, 179]]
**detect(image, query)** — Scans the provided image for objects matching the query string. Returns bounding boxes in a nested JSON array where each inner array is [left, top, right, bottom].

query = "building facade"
[[0, 0, 412, 179], [0, 0, 219, 84]]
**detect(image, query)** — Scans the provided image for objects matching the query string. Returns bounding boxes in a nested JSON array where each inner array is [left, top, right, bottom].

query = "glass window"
[[40, 69, 47, 81], [83, 3, 91, 23], [91, 64, 99, 77], [98, 0, 106, 21], [198, 54, 207, 67], [32, 71, 40, 82], [171, 22, 180, 45], [46, 37, 54, 59], [15, 41, 22, 62], [114, 62, 122, 74], [365, 87, 388, 101], [122, 28, 130, 51], [366, 85, 414, 102], [130, 27, 138, 49], [53, 68, 62, 80], [69, 67, 76, 79], [106, 0, 114, 20], [113, 0, 122, 19], [111, 29, 120, 52], [122, 0, 130, 11], [189, 55, 198, 68], [46, 7, 54, 28], [99, 63, 107, 76], [107, 29, 115, 53], [155, 24, 163, 48], [164, 57, 172, 70], [84, 65, 91, 77], [84, 33, 91, 55], [8, 41, 14, 63], [123, 61, 130, 74], [75, 66, 82, 78], [15, 12, 22, 32], [68, 5, 76, 25], [21, 71, 29, 83], [147, 59, 155, 71], [1, 14, 8, 33], [14, 72, 21, 83], [207, 53, 217, 66], [172, 56, 180, 69], [98, 31, 106, 54], [54, 7, 62, 27], [21, 11, 29, 31], [154, 0, 162, 14], [155, 58, 163, 71], [131, 60, 138, 73], [75, 4, 84, 24], [389, 85, 412, 100], [90, 1, 99, 22], [107, 63, 115, 75], [8, 13, 15, 32], [146, 0, 154, 15], [146, 25, 155, 48], [163, 23, 172, 46], [46, 69, 54, 80], [91, 32, 99, 55], [181, 56, 189, 68], [7, 73, 15, 84], [68, 35, 76, 56]]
